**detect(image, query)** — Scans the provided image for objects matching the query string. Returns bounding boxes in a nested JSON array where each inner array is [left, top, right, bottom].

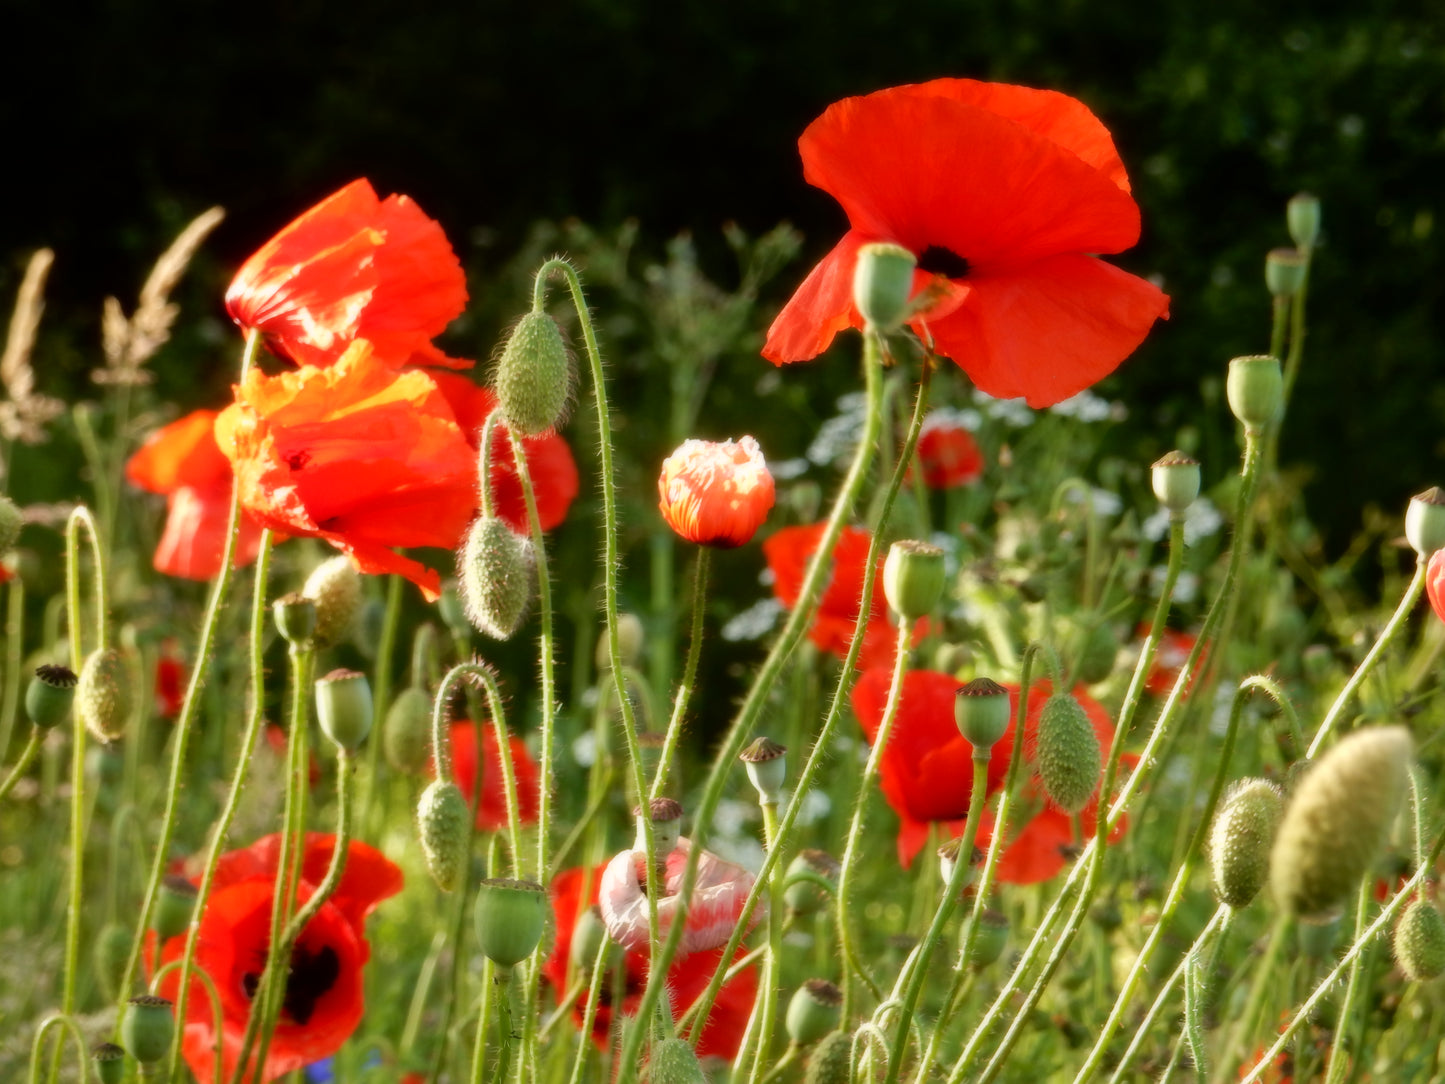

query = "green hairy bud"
[[459, 516, 536, 640], [493, 310, 573, 437], [1209, 779, 1285, 909], [1035, 693, 1102, 815], [1394, 898, 1445, 982], [417, 779, 471, 892]]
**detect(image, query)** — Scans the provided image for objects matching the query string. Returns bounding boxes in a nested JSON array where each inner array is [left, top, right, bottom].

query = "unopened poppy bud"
[[596, 613, 645, 672], [1272, 725, 1412, 917], [1209, 779, 1285, 909], [570, 905, 611, 973], [92, 1042, 126, 1084], [153, 875, 199, 942], [383, 687, 433, 774], [437, 580, 469, 637], [1151, 451, 1201, 515], [955, 677, 1011, 750], [459, 516, 536, 640], [1035, 693, 1102, 815], [635, 797, 684, 855], [26, 663, 77, 730], [122, 995, 175, 1064], [1394, 899, 1445, 981], [417, 779, 470, 891], [272, 592, 318, 647], [1264, 247, 1308, 298], [657, 436, 776, 548], [474, 877, 548, 968], [786, 979, 843, 1046], [0, 495, 21, 553], [315, 668, 373, 751], [1226, 355, 1284, 432], [644, 1037, 708, 1084], [962, 908, 1010, 969], [1287, 192, 1321, 251], [94, 921, 132, 1000], [1405, 487, 1445, 558], [1076, 623, 1119, 686], [494, 310, 573, 437], [302, 555, 363, 649], [853, 242, 917, 331], [740, 737, 787, 804], [785, 849, 840, 916], [882, 539, 946, 620], [804, 1030, 853, 1084], [77, 648, 134, 743]]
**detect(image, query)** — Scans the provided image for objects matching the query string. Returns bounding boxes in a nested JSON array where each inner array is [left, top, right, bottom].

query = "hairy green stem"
[[361, 572, 405, 831], [648, 547, 711, 802], [0, 577, 24, 760], [27, 1014, 90, 1084]]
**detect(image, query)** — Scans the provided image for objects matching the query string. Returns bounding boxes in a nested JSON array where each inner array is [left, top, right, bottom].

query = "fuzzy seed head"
[[494, 310, 573, 437], [1209, 779, 1285, 909], [417, 779, 470, 892], [804, 1031, 853, 1084], [1035, 693, 1102, 814], [459, 516, 536, 639], [77, 648, 134, 743], [383, 686, 434, 775], [1395, 899, 1445, 981], [302, 555, 363, 649], [643, 1037, 708, 1084]]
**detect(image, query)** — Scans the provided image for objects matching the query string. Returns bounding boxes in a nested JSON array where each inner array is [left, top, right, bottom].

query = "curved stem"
[[27, 1014, 90, 1084], [0, 728, 42, 802], [151, 959, 225, 1084], [649, 547, 711, 802], [1322, 876, 1374, 1084]]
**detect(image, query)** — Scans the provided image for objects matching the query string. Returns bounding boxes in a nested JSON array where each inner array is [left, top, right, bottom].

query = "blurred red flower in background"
[[1139, 625, 1206, 698], [154, 640, 186, 718], [657, 436, 776, 547], [916, 413, 984, 489], [1426, 549, 1445, 625], [438, 720, 541, 831]]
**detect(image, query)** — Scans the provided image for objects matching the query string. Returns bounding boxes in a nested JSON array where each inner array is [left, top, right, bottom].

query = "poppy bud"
[[302, 555, 363, 649], [1076, 623, 1119, 686], [26, 663, 77, 730], [1035, 693, 1102, 815], [785, 849, 840, 917], [272, 592, 318, 647], [473, 877, 548, 968], [1209, 779, 1285, 909], [458, 516, 536, 640], [644, 1037, 708, 1084], [1394, 899, 1445, 981], [1264, 247, 1308, 298], [77, 648, 134, 743], [570, 905, 612, 973], [882, 539, 946, 620], [1405, 486, 1445, 558], [596, 613, 645, 672], [1226, 355, 1284, 432], [804, 1030, 853, 1084], [1287, 192, 1321, 251], [417, 779, 470, 892], [786, 979, 843, 1046], [657, 436, 776, 548], [853, 242, 917, 332], [0, 494, 21, 553], [1151, 450, 1201, 516], [383, 687, 434, 775], [1271, 725, 1412, 917], [954, 677, 1011, 750], [122, 995, 175, 1064], [740, 736, 787, 804], [437, 580, 469, 638], [93, 921, 132, 1001], [153, 874, 199, 942], [961, 908, 1010, 969], [92, 1042, 126, 1084], [635, 797, 684, 855], [493, 310, 573, 437]]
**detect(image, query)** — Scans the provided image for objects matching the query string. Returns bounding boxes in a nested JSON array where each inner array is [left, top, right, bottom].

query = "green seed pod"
[[122, 995, 175, 1064], [93, 921, 132, 1001], [0, 494, 22, 553], [1209, 779, 1285, 909], [91, 1042, 127, 1084], [383, 687, 434, 775], [882, 539, 946, 620], [852, 242, 917, 331], [315, 668, 374, 751], [1287, 193, 1321, 251], [1151, 450, 1201, 515], [1225, 355, 1284, 432], [493, 310, 573, 437], [1271, 725, 1412, 918], [740, 736, 787, 804], [786, 979, 843, 1046], [785, 849, 840, 917], [1035, 693, 1102, 814], [804, 1030, 854, 1084], [77, 648, 134, 743], [1405, 486, 1445, 559], [417, 779, 470, 892], [643, 1037, 708, 1084], [596, 612, 645, 672], [1075, 622, 1119, 686], [302, 555, 363, 649], [272, 591, 318, 648], [1394, 898, 1445, 981], [459, 516, 536, 640], [153, 875, 199, 942], [473, 877, 548, 968], [1264, 247, 1308, 298], [26, 663, 77, 729], [961, 908, 1010, 969], [954, 677, 1011, 750]]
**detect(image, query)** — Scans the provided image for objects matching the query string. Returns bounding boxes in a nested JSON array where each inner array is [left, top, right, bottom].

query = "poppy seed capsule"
[[272, 592, 318, 647], [955, 677, 1011, 749], [1271, 725, 1412, 918], [1035, 693, 1102, 814], [784, 849, 840, 916], [853, 242, 917, 332], [417, 779, 470, 891], [635, 797, 684, 855], [122, 995, 175, 1064], [153, 874, 199, 941], [961, 908, 1010, 969], [1287, 192, 1321, 251], [804, 1030, 853, 1084], [0, 494, 21, 553], [93, 921, 132, 1001], [302, 555, 363, 649], [459, 516, 536, 640], [1151, 450, 1201, 515], [1225, 355, 1284, 432], [740, 736, 787, 803], [1405, 487, 1445, 559], [1209, 779, 1285, 909], [77, 648, 134, 743], [883, 539, 946, 621], [25, 664, 78, 730], [644, 1037, 707, 1084], [91, 1042, 126, 1084], [473, 877, 548, 968], [383, 686, 434, 775], [786, 979, 843, 1046], [493, 310, 572, 437], [1394, 899, 1445, 981], [315, 668, 374, 751], [1264, 247, 1308, 298]]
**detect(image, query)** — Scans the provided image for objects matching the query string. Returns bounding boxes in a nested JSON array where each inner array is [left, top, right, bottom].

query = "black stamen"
[[917, 245, 971, 280], [282, 943, 340, 1026]]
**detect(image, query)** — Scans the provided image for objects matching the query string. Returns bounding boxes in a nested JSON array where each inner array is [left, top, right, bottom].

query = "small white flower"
[[770, 457, 811, 481], [572, 730, 597, 769], [921, 406, 983, 434], [1063, 486, 1124, 519], [1142, 497, 1223, 546], [972, 389, 1034, 428], [1048, 390, 1114, 423], [1148, 566, 1200, 604], [721, 597, 784, 642]]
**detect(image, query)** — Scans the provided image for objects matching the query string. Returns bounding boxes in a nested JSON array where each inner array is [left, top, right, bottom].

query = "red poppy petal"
[[1428, 549, 1445, 623], [151, 485, 265, 581], [762, 232, 867, 363], [127, 410, 233, 493]]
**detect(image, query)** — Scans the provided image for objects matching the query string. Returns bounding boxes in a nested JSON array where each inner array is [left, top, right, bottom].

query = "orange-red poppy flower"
[[126, 409, 266, 580], [439, 720, 541, 832], [657, 436, 776, 547], [152, 832, 403, 1084], [154, 640, 186, 718], [226, 179, 469, 371], [544, 865, 758, 1060], [916, 414, 984, 489], [850, 669, 1129, 881], [763, 79, 1170, 408], [1427, 549, 1445, 625]]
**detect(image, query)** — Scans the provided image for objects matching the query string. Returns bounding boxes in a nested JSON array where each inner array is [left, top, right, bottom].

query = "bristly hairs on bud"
[[1209, 778, 1285, 909], [1034, 692, 1102, 814], [302, 555, 363, 649], [491, 308, 576, 437]]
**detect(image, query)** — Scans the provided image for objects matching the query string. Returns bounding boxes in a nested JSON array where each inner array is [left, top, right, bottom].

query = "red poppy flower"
[[154, 640, 185, 718], [543, 865, 758, 1060], [657, 436, 776, 547], [226, 179, 469, 371], [915, 414, 984, 489], [1138, 625, 1206, 698], [152, 832, 403, 1084], [1427, 549, 1445, 625], [762, 79, 1170, 408], [126, 409, 266, 580], [437, 721, 541, 832], [850, 669, 1129, 881], [598, 840, 760, 956]]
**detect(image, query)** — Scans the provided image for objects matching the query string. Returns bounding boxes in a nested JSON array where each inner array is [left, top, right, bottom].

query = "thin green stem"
[[0, 728, 42, 802], [741, 801, 786, 1084], [362, 573, 405, 830], [151, 959, 225, 1084], [565, 935, 613, 1084], [1323, 876, 1375, 1084], [0, 577, 25, 760], [648, 547, 710, 802], [470, 958, 498, 1084], [1225, 915, 1295, 1080], [26, 1015, 90, 1084]]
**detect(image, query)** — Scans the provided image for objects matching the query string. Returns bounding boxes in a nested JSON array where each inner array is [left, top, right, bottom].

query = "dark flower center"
[[241, 943, 341, 1026], [917, 245, 971, 280]]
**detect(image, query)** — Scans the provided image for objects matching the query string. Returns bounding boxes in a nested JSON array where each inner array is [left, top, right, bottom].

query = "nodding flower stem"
[[648, 547, 711, 803]]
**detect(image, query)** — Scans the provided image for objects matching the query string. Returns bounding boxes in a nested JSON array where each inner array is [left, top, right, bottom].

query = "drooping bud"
[[804, 1030, 853, 1084], [1264, 247, 1308, 298], [1405, 487, 1445, 558], [1209, 779, 1285, 909], [1226, 355, 1284, 432], [93, 921, 132, 1001], [882, 540, 946, 620], [1151, 451, 1201, 515], [92, 1042, 127, 1084], [302, 555, 363, 649], [1034, 693, 1102, 814], [77, 648, 134, 743], [644, 1037, 708, 1084], [786, 979, 843, 1046], [1076, 623, 1119, 686], [852, 242, 917, 331], [315, 668, 374, 751], [961, 908, 1010, 969], [596, 613, 645, 672], [954, 677, 1011, 750], [153, 875, 199, 942], [0, 495, 21, 553], [1271, 725, 1412, 917], [473, 877, 548, 968], [1394, 898, 1445, 981], [122, 995, 175, 1064], [784, 849, 840, 917], [1287, 193, 1321, 251], [740, 737, 787, 804], [459, 516, 536, 640], [272, 592, 318, 648], [26, 663, 77, 729], [493, 310, 573, 437], [417, 779, 470, 891], [635, 797, 684, 855], [383, 687, 434, 775]]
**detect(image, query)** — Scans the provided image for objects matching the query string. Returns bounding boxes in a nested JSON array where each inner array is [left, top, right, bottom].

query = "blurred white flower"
[[1142, 497, 1222, 546], [1049, 389, 1116, 423], [972, 389, 1034, 428], [770, 457, 811, 481], [1063, 486, 1124, 519], [921, 405, 983, 433], [1148, 566, 1200, 604], [722, 597, 784, 642]]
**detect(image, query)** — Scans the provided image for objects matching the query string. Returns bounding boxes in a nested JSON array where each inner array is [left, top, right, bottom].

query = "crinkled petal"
[[762, 232, 867, 363]]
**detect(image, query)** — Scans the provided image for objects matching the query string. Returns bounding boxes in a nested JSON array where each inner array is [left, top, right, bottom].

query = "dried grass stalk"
[[0, 248, 65, 446]]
